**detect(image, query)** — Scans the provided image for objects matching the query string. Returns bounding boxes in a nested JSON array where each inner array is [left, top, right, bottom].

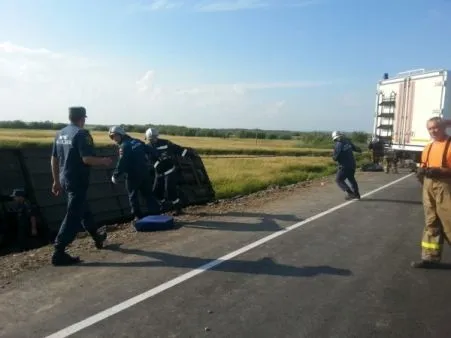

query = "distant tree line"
[[0, 120, 370, 145]]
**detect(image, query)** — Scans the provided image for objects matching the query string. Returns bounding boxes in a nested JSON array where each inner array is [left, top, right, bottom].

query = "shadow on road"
[[78, 244, 353, 278], [183, 212, 302, 233], [188, 212, 302, 222], [360, 198, 422, 205]]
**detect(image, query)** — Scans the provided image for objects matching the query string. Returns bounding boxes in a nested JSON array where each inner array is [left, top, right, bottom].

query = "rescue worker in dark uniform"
[[108, 126, 160, 221], [332, 131, 362, 200], [368, 137, 384, 164], [50, 106, 112, 266], [382, 147, 399, 174], [10, 188, 38, 251], [144, 128, 189, 215], [0, 193, 12, 248]]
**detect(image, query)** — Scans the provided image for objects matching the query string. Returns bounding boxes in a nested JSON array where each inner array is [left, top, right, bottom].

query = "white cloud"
[[287, 0, 322, 8], [128, 0, 321, 13], [166, 80, 329, 96], [136, 70, 155, 92], [0, 41, 333, 129], [337, 92, 366, 108], [260, 100, 286, 117], [128, 0, 183, 12], [194, 0, 268, 12]]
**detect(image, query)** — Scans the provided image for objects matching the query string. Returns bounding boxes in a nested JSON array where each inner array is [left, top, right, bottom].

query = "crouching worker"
[[412, 117, 451, 268], [9, 188, 38, 251], [109, 126, 160, 222], [332, 131, 362, 200], [145, 128, 190, 215]]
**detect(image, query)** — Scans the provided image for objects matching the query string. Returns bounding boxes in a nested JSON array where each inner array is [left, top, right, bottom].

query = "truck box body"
[[373, 69, 451, 154]]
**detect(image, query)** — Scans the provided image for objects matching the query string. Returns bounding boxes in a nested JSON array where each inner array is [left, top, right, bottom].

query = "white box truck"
[[372, 68, 451, 163]]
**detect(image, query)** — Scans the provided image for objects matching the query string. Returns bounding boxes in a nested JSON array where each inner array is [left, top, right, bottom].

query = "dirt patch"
[[0, 174, 335, 288]]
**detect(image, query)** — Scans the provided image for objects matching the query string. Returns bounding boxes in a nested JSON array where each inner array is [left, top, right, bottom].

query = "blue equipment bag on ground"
[[134, 215, 175, 232]]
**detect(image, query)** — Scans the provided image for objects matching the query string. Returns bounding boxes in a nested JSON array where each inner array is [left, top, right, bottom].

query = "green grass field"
[[0, 128, 370, 199], [205, 156, 336, 199], [0, 128, 332, 156]]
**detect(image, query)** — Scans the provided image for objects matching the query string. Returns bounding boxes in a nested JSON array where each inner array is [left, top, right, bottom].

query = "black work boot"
[[94, 231, 107, 249], [52, 251, 81, 266], [130, 216, 140, 231], [173, 205, 184, 216], [411, 260, 442, 269], [344, 191, 355, 200]]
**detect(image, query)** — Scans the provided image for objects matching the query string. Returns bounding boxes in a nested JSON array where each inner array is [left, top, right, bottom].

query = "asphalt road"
[[2, 171, 451, 338]]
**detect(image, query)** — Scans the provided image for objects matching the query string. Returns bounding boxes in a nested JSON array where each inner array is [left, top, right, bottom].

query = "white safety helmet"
[[145, 127, 159, 140], [108, 125, 126, 139], [331, 131, 343, 141]]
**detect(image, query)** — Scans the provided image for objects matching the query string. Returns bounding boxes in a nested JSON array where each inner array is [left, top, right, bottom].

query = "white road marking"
[[45, 173, 415, 338]]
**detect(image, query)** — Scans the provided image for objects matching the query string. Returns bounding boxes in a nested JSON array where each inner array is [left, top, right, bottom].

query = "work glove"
[[416, 167, 426, 184], [425, 168, 442, 178], [111, 175, 117, 184]]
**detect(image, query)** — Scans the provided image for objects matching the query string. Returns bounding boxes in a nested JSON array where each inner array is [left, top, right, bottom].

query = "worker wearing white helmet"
[[108, 125, 160, 220], [145, 127, 159, 141], [331, 130, 343, 141], [331, 130, 362, 200], [144, 127, 190, 215]]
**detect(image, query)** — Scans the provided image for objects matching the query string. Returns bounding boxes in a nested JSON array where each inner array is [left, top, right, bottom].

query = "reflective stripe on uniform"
[[154, 161, 160, 168], [171, 198, 180, 204], [165, 167, 175, 175], [156, 166, 176, 177], [157, 145, 168, 150], [182, 149, 187, 157], [421, 241, 441, 250]]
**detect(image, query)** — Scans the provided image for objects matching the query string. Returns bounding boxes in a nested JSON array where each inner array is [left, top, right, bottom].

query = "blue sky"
[[0, 0, 450, 132]]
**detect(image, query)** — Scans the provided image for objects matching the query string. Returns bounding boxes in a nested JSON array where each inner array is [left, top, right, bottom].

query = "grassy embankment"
[[0, 128, 370, 199]]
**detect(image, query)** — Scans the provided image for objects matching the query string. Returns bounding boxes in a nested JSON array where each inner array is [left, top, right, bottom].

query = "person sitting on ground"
[[9, 188, 38, 251]]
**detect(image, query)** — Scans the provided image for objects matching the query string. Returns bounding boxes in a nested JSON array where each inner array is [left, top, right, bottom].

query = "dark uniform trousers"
[[335, 166, 359, 194], [54, 185, 98, 252], [153, 171, 180, 206], [16, 202, 33, 250], [126, 175, 160, 218]]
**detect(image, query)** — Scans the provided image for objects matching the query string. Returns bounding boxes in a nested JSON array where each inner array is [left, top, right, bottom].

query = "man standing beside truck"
[[412, 117, 451, 268], [368, 137, 384, 164], [382, 148, 399, 174]]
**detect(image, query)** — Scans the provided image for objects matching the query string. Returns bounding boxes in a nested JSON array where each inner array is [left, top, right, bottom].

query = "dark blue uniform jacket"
[[112, 135, 153, 182], [332, 138, 361, 169], [51, 124, 95, 190]]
